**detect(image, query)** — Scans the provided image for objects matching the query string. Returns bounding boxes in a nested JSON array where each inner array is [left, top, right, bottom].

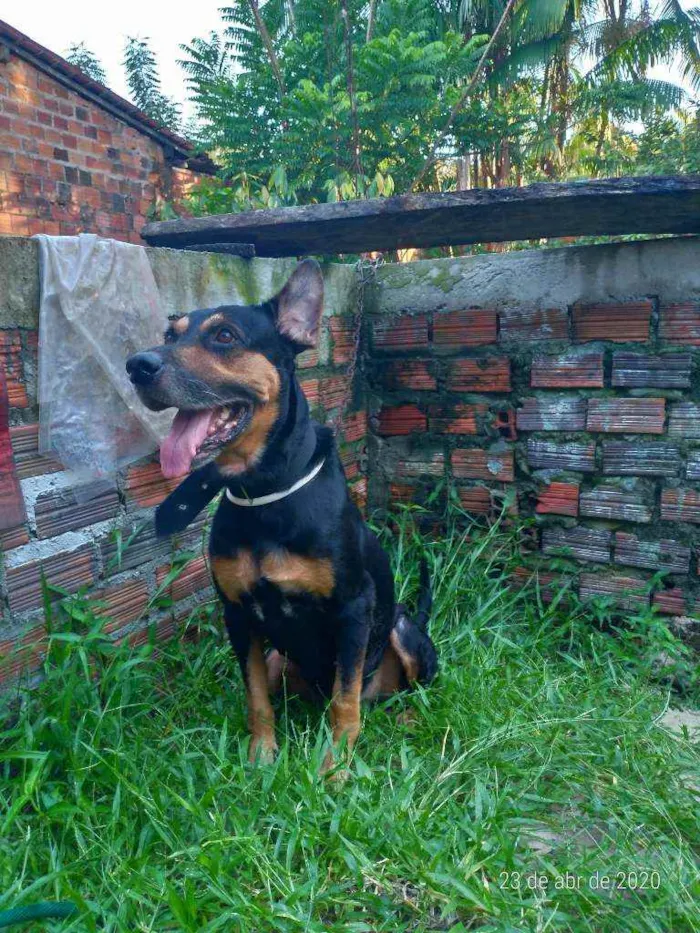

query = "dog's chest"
[[211, 548, 335, 606]]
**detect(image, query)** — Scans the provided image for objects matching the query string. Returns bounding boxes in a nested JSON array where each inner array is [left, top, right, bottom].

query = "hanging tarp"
[[35, 234, 172, 490]]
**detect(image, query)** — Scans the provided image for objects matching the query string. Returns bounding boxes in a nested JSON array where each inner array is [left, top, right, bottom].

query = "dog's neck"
[[225, 368, 319, 499]]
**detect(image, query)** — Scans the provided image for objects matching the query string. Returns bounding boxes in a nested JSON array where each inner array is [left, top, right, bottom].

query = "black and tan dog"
[[126, 260, 437, 771]]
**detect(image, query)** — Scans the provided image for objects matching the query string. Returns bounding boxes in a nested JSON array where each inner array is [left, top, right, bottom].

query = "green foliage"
[[634, 111, 700, 174], [1, 509, 699, 930], [174, 0, 700, 215], [65, 43, 107, 84], [123, 37, 182, 132]]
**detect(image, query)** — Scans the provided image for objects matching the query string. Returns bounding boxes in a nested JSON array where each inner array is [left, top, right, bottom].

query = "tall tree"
[[65, 43, 107, 84], [123, 37, 182, 131]]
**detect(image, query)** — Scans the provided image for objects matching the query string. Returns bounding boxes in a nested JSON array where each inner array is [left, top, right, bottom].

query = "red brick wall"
[[0, 54, 193, 242], [369, 298, 700, 618]]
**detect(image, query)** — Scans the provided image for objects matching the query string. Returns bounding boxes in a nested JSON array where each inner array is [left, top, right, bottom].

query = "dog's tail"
[[392, 557, 438, 686]]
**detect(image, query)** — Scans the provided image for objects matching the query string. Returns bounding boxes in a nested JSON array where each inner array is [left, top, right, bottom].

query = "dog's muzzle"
[[126, 351, 163, 386]]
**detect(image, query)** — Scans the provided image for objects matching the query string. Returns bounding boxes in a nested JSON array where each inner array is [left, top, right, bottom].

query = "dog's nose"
[[126, 351, 163, 386]]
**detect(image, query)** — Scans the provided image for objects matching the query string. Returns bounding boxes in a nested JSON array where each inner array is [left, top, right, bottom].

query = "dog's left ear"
[[274, 259, 324, 351]]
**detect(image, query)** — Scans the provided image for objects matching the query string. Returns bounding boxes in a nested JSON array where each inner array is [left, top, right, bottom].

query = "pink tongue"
[[160, 410, 214, 478]]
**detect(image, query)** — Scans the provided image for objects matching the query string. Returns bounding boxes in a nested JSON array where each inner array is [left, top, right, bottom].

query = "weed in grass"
[[1, 507, 699, 931]]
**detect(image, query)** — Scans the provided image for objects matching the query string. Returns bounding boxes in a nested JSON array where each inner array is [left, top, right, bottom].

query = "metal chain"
[[331, 256, 384, 428]]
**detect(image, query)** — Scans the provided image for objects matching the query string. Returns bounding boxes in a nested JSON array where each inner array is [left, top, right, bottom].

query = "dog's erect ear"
[[274, 259, 324, 351]]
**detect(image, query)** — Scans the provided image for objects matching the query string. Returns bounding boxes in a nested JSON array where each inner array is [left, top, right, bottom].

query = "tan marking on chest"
[[211, 550, 259, 603], [260, 551, 335, 598]]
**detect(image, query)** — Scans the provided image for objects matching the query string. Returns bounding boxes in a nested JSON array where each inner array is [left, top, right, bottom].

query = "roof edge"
[[0, 18, 194, 160]]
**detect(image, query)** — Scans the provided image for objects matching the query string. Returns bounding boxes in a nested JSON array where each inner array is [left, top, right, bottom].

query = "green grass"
[[1, 510, 699, 932]]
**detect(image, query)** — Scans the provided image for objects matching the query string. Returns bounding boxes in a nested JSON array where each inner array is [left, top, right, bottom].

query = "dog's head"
[[126, 259, 323, 479]]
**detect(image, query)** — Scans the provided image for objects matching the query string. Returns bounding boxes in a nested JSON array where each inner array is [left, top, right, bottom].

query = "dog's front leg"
[[224, 607, 278, 764], [322, 575, 374, 777]]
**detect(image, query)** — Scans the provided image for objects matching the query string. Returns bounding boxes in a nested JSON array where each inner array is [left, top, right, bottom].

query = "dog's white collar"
[[225, 457, 326, 507]]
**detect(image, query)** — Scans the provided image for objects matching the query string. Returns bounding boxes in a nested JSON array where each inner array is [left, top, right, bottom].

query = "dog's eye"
[[215, 327, 236, 345], [164, 330, 177, 344]]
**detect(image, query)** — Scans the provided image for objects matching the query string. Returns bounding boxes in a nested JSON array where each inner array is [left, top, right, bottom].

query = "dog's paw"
[[320, 748, 351, 784], [248, 735, 278, 765]]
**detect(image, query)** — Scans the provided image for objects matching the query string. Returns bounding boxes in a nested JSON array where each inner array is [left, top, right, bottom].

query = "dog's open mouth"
[[160, 403, 251, 478]]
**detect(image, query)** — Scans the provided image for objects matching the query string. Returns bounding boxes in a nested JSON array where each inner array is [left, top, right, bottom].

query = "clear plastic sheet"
[[35, 234, 173, 497]]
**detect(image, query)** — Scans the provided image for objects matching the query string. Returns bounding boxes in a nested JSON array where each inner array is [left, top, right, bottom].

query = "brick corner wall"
[[0, 51, 197, 243], [366, 238, 700, 619]]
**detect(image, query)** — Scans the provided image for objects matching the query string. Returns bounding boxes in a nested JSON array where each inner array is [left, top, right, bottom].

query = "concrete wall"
[[366, 236, 700, 616], [0, 238, 364, 682]]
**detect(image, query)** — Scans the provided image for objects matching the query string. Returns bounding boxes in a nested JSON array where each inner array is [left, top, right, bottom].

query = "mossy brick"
[[542, 526, 611, 564], [341, 410, 368, 443], [371, 314, 429, 352], [320, 374, 351, 409], [34, 485, 119, 539], [6, 544, 95, 613], [653, 588, 686, 615], [428, 402, 487, 435], [458, 485, 492, 514], [527, 439, 596, 472], [156, 556, 212, 604], [602, 441, 680, 477], [0, 330, 28, 407], [572, 301, 652, 342], [349, 476, 367, 510], [433, 309, 497, 348], [452, 448, 514, 482], [379, 359, 436, 391], [579, 485, 651, 523], [510, 566, 576, 604], [328, 316, 358, 364], [377, 404, 427, 437], [389, 483, 416, 504], [668, 402, 700, 439], [659, 303, 700, 344], [685, 451, 700, 480], [296, 346, 319, 370], [0, 523, 30, 550], [661, 488, 700, 523], [536, 481, 579, 516], [339, 444, 360, 478], [614, 533, 690, 574], [517, 397, 587, 432], [499, 307, 568, 342], [126, 614, 177, 649], [579, 573, 650, 609], [96, 578, 150, 632], [0, 623, 46, 685], [99, 521, 173, 576], [587, 398, 665, 434], [124, 461, 180, 509], [531, 352, 603, 388], [446, 357, 510, 393], [494, 408, 517, 441], [10, 424, 63, 478], [299, 378, 319, 407], [611, 352, 691, 388], [396, 452, 445, 479]]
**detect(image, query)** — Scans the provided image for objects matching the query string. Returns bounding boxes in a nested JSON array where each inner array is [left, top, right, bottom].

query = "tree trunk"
[[341, 0, 363, 180], [248, 0, 286, 102], [366, 0, 377, 42], [456, 155, 471, 189]]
